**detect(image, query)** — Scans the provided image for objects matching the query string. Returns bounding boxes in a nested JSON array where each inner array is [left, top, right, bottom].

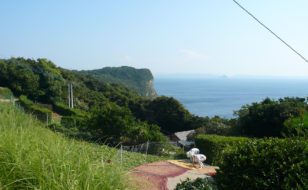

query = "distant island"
[[78, 66, 158, 98]]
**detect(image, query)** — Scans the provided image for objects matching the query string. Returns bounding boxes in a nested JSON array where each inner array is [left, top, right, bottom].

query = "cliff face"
[[79, 66, 158, 98]]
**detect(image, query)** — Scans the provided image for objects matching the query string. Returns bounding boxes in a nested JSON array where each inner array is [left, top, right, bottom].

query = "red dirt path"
[[130, 161, 190, 190]]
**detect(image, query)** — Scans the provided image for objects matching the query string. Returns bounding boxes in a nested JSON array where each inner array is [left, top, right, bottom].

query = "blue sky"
[[0, 0, 307, 77]]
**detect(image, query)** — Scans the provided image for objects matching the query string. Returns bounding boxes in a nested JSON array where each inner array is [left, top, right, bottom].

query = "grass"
[[0, 87, 12, 99], [0, 103, 168, 189]]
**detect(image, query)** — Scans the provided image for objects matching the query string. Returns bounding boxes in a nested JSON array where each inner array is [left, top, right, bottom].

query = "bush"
[[53, 102, 85, 116], [0, 87, 13, 99], [214, 138, 308, 190], [19, 95, 52, 122], [87, 103, 167, 145], [175, 178, 217, 190], [195, 135, 248, 165], [282, 111, 308, 138], [61, 115, 86, 129]]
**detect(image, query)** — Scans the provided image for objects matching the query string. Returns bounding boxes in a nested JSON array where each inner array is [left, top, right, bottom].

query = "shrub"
[[61, 115, 86, 129], [195, 135, 248, 165], [0, 87, 13, 99], [214, 138, 308, 190], [53, 102, 85, 116], [175, 178, 217, 190], [19, 95, 52, 122], [282, 111, 308, 138]]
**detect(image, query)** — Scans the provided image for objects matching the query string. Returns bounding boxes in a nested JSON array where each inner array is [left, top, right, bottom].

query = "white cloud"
[[179, 49, 201, 58], [179, 49, 208, 62], [121, 55, 133, 63]]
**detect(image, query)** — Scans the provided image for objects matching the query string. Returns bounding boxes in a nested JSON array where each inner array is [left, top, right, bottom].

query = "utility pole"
[[70, 82, 74, 108], [68, 82, 74, 108], [68, 83, 71, 108]]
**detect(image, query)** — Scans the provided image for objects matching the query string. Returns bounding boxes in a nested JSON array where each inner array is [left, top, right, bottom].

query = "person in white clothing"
[[192, 154, 207, 168], [186, 148, 200, 161]]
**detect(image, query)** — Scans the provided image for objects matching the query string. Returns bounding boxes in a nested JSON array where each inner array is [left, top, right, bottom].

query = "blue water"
[[154, 78, 308, 118]]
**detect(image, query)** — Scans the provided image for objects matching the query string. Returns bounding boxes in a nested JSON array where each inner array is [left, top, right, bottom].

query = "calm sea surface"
[[154, 78, 308, 118]]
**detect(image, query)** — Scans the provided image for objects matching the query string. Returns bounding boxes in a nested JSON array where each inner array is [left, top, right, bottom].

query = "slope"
[[0, 103, 168, 189], [78, 66, 158, 98]]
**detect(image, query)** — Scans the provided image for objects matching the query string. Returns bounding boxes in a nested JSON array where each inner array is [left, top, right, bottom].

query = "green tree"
[[235, 97, 306, 137]]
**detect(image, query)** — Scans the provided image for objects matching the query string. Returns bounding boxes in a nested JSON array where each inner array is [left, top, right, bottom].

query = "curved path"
[[130, 160, 218, 190]]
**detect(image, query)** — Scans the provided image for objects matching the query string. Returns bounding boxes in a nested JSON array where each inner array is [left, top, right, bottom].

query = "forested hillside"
[[0, 57, 206, 145], [79, 66, 158, 98]]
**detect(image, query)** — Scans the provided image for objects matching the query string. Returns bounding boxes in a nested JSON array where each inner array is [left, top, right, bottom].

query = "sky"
[[0, 0, 307, 77]]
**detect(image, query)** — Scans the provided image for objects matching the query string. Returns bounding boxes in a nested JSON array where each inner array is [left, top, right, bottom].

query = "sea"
[[154, 77, 308, 118]]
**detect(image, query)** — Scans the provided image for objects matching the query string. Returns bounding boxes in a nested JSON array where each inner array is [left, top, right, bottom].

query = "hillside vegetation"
[[0, 57, 207, 143], [0, 103, 168, 189], [79, 66, 157, 98]]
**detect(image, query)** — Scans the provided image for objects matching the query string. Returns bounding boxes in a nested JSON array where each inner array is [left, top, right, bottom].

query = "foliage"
[[187, 116, 234, 141], [175, 178, 217, 190], [0, 87, 13, 99], [87, 102, 167, 145], [131, 96, 203, 133], [78, 66, 157, 98], [0, 57, 204, 136], [19, 95, 52, 121], [214, 138, 308, 190], [234, 97, 307, 137], [195, 135, 248, 165], [53, 102, 86, 116], [0, 103, 129, 189], [282, 110, 308, 138], [0, 103, 171, 189]]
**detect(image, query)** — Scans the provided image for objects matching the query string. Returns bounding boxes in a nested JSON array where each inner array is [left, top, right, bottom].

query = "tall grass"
[[0, 103, 131, 189]]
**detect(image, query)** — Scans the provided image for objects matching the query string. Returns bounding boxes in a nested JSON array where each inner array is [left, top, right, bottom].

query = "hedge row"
[[195, 134, 248, 165], [19, 95, 52, 122], [61, 115, 86, 129], [53, 102, 85, 116], [215, 138, 308, 190]]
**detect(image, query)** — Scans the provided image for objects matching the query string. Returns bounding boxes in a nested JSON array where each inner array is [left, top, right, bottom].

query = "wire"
[[232, 0, 308, 63], [8, 59, 66, 82]]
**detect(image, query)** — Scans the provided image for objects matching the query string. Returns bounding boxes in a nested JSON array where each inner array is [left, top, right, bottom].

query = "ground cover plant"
[[175, 178, 217, 190], [0, 103, 168, 189]]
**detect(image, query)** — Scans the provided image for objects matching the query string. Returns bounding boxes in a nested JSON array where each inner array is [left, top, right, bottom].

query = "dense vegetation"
[[78, 66, 157, 98], [0, 87, 12, 99], [214, 138, 308, 190], [0, 57, 206, 145], [1, 57, 308, 189], [195, 135, 248, 165], [0, 103, 170, 189], [19, 95, 52, 122], [175, 178, 217, 190], [188, 97, 308, 141], [234, 97, 306, 138], [283, 110, 308, 138]]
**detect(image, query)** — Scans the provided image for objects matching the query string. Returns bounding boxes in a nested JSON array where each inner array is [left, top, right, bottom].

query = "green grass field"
[[0, 103, 167, 189]]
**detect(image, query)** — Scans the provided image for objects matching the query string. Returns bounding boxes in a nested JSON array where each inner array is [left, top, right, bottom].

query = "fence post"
[[10, 95, 13, 104], [120, 144, 123, 168], [145, 141, 149, 157], [46, 113, 49, 127]]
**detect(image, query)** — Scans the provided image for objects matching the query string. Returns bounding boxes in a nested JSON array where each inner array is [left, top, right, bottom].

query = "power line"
[[5, 59, 76, 108], [232, 0, 308, 63]]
